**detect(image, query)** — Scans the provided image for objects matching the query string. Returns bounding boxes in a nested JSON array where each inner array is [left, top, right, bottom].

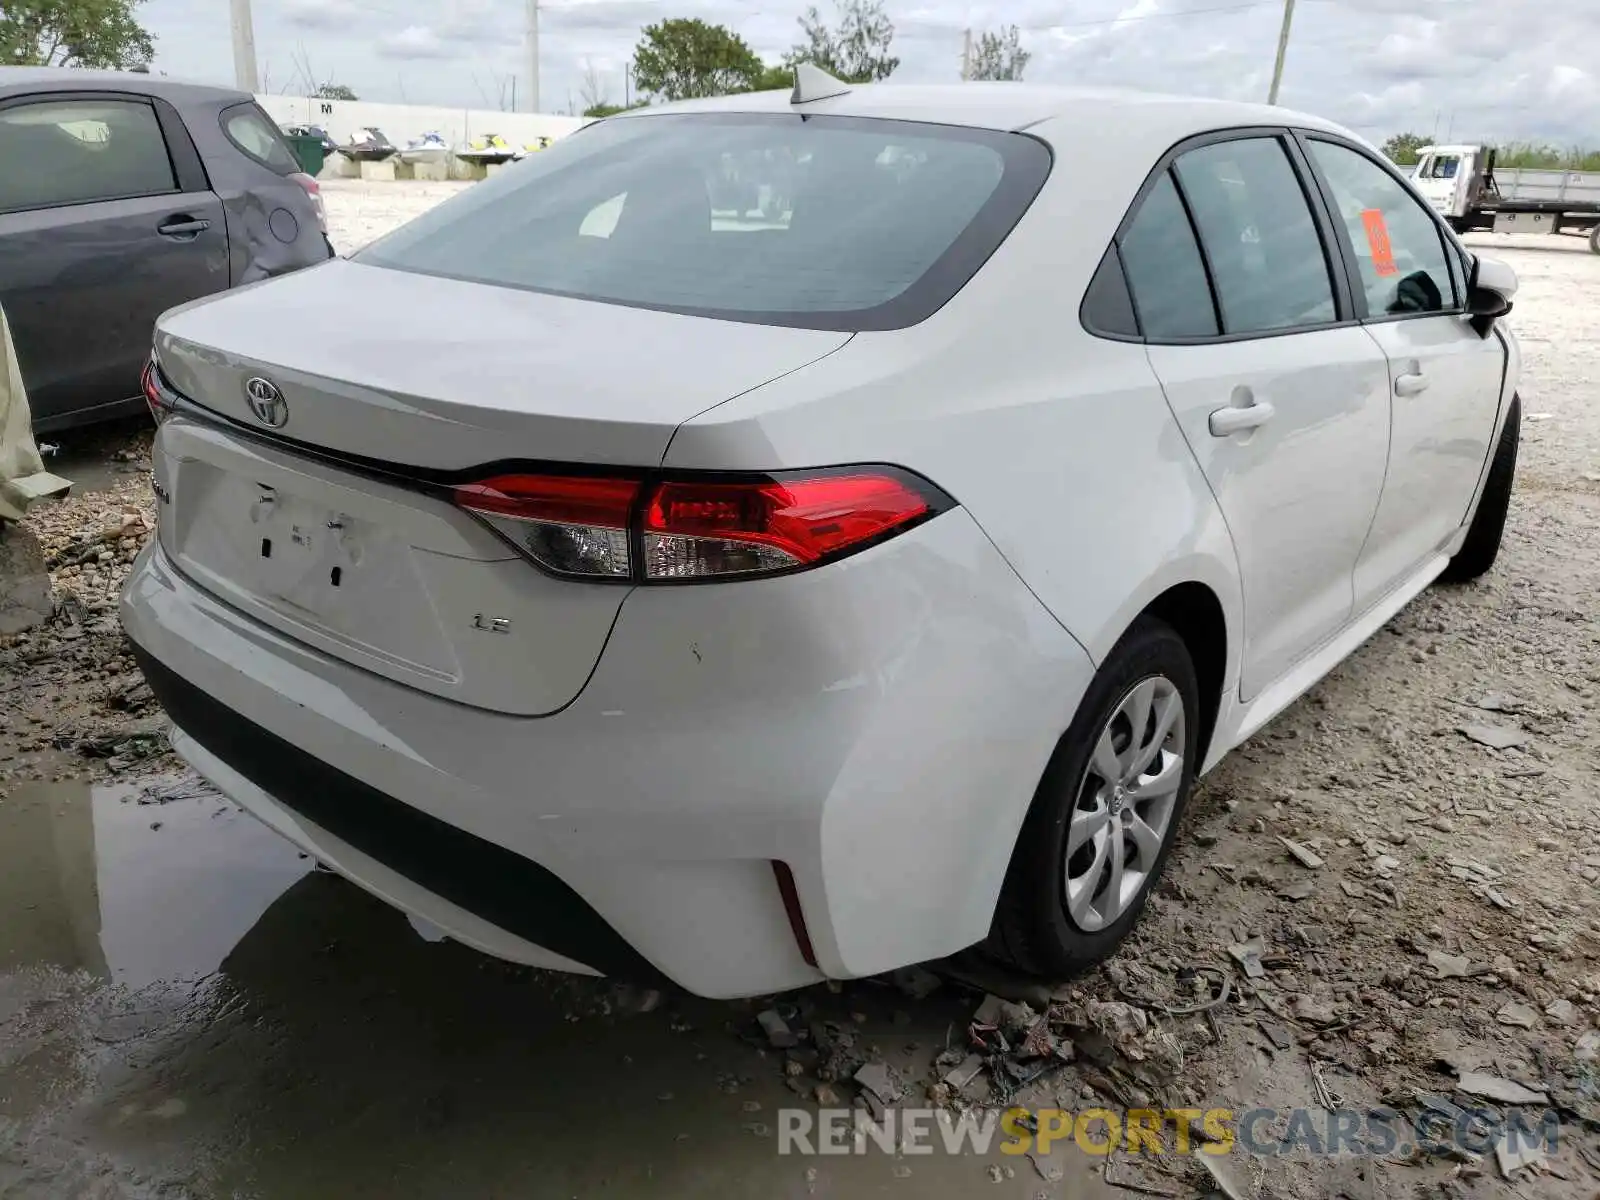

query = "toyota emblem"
[[244, 377, 288, 428]]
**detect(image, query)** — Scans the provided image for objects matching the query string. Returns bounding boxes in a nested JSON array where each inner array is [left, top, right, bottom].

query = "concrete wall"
[[255, 95, 587, 158]]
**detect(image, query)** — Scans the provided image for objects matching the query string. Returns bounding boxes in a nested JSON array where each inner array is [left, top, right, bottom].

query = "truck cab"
[[1411, 144, 1486, 221]]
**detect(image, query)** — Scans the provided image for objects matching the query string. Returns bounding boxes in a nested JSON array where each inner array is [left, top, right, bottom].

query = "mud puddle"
[[0, 775, 1113, 1199]]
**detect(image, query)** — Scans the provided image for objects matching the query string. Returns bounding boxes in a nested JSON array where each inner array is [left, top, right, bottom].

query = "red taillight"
[[290, 171, 327, 234], [642, 472, 932, 580], [142, 356, 174, 425], [452, 467, 946, 583]]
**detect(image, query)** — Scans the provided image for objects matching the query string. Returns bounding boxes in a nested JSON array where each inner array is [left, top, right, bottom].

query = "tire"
[[987, 617, 1201, 979], [1589, 223, 1600, 255], [1439, 394, 1520, 583]]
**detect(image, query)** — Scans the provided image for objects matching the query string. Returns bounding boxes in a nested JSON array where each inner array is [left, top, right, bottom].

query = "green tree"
[[631, 18, 763, 101], [313, 83, 359, 101], [583, 100, 649, 118], [748, 61, 793, 92], [968, 24, 1029, 81], [1380, 131, 1430, 165], [788, 0, 898, 83], [1, 0, 154, 68]]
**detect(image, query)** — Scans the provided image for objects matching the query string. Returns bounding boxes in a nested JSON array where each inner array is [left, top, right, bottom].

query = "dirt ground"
[[0, 187, 1597, 1200]]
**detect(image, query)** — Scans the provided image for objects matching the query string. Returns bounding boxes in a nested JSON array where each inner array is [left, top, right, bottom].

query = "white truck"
[[1411, 143, 1600, 254]]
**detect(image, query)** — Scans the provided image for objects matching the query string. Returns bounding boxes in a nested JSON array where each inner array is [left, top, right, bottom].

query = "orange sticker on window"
[[1361, 208, 1399, 277]]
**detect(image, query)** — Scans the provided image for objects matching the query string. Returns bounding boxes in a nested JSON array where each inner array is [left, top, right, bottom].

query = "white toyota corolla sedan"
[[121, 72, 1521, 999]]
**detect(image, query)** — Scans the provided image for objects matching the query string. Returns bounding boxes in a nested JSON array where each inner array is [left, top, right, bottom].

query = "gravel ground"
[[0, 187, 1597, 1199]]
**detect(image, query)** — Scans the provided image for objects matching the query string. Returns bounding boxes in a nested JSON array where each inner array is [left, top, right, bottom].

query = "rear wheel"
[[1589, 223, 1600, 255], [988, 618, 1200, 978], [1439, 394, 1519, 583]]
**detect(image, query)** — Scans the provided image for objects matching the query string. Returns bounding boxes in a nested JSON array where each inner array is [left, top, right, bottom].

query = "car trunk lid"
[[149, 261, 851, 715]]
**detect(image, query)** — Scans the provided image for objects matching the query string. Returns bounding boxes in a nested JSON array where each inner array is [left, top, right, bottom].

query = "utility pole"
[[624, 64, 631, 108], [525, 0, 541, 113], [229, 0, 260, 94], [961, 28, 972, 81], [1266, 0, 1296, 105]]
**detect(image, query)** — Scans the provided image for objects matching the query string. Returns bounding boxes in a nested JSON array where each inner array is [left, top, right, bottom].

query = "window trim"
[[1081, 125, 1359, 347], [0, 92, 186, 216], [1293, 130, 1466, 324]]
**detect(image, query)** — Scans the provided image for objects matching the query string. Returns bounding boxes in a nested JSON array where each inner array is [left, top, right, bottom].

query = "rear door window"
[[1172, 137, 1337, 334], [356, 113, 1052, 332], [1306, 139, 1457, 317], [221, 103, 299, 174], [1117, 172, 1218, 339], [0, 98, 177, 213]]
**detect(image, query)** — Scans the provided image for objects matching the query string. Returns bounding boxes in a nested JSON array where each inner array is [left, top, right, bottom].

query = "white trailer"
[[1411, 144, 1600, 254]]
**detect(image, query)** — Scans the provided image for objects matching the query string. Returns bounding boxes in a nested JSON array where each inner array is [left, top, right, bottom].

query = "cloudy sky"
[[141, 0, 1598, 144]]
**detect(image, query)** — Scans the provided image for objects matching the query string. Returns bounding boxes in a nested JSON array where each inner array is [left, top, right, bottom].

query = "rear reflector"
[[452, 467, 948, 584]]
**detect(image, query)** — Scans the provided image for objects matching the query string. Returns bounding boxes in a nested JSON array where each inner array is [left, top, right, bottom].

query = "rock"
[[1278, 879, 1316, 902], [853, 1062, 904, 1105], [942, 1053, 985, 1091], [1474, 692, 1519, 713], [1495, 1132, 1547, 1178], [1290, 995, 1338, 1025], [891, 964, 942, 1001], [1544, 998, 1578, 1025], [1457, 1071, 1549, 1105], [1427, 950, 1472, 979], [0, 527, 53, 636], [1458, 723, 1530, 750], [1278, 836, 1326, 869], [1373, 854, 1401, 874], [814, 1083, 840, 1105], [985, 1164, 1004, 1183], [1229, 936, 1267, 979], [1495, 1002, 1538, 1029], [1428, 816, 1456, 833], [757, 1009, 798, 1049], [1575, 1031, 1600, 1062], [1193, 1146, 1252, 1200]]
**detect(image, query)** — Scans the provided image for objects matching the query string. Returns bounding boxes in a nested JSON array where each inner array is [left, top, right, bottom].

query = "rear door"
[[1301, 137, 1505, 612], [1122, 132, 1392, 701], [0, 92, 228, 428]]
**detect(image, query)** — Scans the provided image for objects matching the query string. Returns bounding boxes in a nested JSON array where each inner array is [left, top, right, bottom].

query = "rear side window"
[[1307, 139, 1456, 317], [356, 113, 1052, 332], [1172, 137, 1336, 334], [1118, 172, 1218, 339], [222, 103, 299, 174], [0, 98, 176, 213]]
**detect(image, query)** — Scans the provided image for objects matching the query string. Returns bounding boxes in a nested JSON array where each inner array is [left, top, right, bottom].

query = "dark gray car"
[[0, 69, 333, 432]]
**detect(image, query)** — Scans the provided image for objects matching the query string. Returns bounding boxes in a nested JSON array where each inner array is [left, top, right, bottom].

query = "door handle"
[[1208, 397, 1276, 437], [1394, 372, 1429, 397], [157, 217, 211, 239]]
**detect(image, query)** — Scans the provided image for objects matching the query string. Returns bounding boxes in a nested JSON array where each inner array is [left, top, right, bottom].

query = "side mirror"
[[1467, 254, 1516, 337]]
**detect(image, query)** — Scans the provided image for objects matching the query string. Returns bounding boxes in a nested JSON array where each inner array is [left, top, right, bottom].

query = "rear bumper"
[[121, 511, 1094, 998]]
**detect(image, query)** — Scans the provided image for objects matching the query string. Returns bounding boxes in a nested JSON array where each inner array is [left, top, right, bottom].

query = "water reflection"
[[0, 774, 1112, 1200]]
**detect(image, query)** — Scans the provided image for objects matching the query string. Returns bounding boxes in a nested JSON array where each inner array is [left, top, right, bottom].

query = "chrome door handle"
[[1394, 372, 1429, 397], [1209, 399, 1276, 437], [158, 218, 211, 239]]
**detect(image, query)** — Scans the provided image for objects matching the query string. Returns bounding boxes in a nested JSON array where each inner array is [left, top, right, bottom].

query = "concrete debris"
[[1277, 836, 1325, 869], [1426, 950, 1472, 979], [1193, 1145, 1252, 1200], [1278, 879, 1316, 901], [985, 1164, 1004, 1183], [941, 1053, 986, 1091], [0, 526, 53, 636], [1494, 1002, 1539, 1029], [1228, 936, 1266, 979], [1456, 1071, 1549, 1106], [1290, 994, 1338, 1026], [757, 1009, 798, 1049], [853, 1061, 905, 1105], [1576, 1032, 1600, 1063], [1458, 723, 1530, 750], [1543, 998, 1577, 1025], [1495, 1131, 1548, 1178]]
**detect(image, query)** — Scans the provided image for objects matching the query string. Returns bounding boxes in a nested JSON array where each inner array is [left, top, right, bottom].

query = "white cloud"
[[377, 25, 456, 61], [141, 0, 1600, 143]]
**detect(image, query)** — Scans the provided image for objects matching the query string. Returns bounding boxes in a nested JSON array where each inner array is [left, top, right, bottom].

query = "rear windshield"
[[356, 113, 1051, 331]]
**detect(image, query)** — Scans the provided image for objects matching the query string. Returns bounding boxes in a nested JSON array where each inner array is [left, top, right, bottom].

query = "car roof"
[[621, 82, 1352, 142], [0, 67, 249, 106]]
